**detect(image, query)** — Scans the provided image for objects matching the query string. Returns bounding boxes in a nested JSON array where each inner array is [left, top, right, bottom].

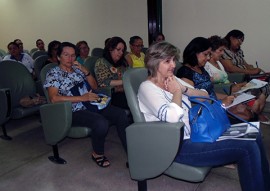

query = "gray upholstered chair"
[[0, 88, 12, 140], [123, 68, 211, 191], [34, 55, 49, 80], [0, 48, 7, 58], [0, 60, 40, 139], [32, 50, 47, 60], [91, 47, 103, 58], [39, 63, 92, 164], [214, 73, 246, 94]]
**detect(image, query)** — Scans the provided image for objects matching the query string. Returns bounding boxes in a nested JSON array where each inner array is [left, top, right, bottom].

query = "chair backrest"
[[174, 60, 183, 75], [123, 68, 148, 123], [91, 48, 103, 58], [30, 48, 38, 55], [141, 47, 148, 54], [0, 48, 7, 58], [34, 55, 49, 80], [83, 56, 99, 79], [0, 60, 36, 108], [32, 51, 47, 60], [40, 63, 58, 103]]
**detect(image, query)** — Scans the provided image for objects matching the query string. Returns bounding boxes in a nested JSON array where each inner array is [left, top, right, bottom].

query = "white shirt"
[[138, 77, 195, 140], [3, 53, 34, 73]]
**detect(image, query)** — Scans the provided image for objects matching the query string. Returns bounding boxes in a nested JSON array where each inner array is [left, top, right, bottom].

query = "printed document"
[[217, 122, 260, 141], [225, 93, 255, 108], [235, 79, 268, 94]]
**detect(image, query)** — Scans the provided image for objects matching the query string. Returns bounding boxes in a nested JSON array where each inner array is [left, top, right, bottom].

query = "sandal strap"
[[92, 155, 110, 167]]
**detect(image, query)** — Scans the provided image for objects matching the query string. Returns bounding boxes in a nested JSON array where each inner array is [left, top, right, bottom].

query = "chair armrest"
[[126, 121, 184, 180], [228, 73, 245, 83], [40, 102, 72, 145]]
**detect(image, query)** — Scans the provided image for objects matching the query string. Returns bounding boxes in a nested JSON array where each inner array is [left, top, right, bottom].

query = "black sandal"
[[92, 155, 110, 168]]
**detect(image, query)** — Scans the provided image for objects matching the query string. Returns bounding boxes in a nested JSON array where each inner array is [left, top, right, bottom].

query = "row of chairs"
[[0, 59, 211, 191]]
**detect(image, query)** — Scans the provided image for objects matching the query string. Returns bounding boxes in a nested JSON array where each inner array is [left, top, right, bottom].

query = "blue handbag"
[[184, 96, 231, 143]]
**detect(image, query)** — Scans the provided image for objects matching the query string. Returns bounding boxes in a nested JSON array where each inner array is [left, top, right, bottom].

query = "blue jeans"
[[175, 135, 270, 191]]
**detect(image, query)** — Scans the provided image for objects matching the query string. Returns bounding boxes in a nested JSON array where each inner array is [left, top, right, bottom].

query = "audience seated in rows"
[[94, 36, 129, 109], [125, 36, 145, 68], [139, 40, 270, 191], [205, 35, 269, 124]]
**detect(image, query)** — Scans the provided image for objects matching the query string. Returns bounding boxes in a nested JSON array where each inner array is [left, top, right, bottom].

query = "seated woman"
[[44, 42, 129, 167], [44, 40, 61, 65], [220, 29, 262, 75], [95, 36, 129, 109], [76, 40, 90, 64], [138, 41, 270, 191], [205, 35, 269, 125], [125, 36, 145, 68], [176, 37, 235, 108]]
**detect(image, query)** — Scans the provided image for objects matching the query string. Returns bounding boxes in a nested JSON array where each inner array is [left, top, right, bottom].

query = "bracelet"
[[85, 72, 91, 76], [183, 86, 188, 93]]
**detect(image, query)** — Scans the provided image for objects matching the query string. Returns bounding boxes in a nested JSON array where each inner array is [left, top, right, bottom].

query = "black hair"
[[183, 37, 211, 67], [153, 32, 165, 42], [57, 42, 78, 57], [208, 35, 227, 51], [47, 40, 61, 58], [103, 36, 127, 67], [36, 39, 44, 46], [224, 29, 244, 48], [7, 41, 19, 49], [129, 36, 142, 45]]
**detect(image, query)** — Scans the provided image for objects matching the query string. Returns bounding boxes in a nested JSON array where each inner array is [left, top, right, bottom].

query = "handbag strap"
[[226, 109, 259, 129]]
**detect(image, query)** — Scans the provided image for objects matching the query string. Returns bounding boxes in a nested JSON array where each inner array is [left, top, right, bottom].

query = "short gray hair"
[[145, 41, 180, 77]]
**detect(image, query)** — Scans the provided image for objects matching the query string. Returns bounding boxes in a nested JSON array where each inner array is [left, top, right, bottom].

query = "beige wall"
[[163, 0, 270, 72], [0, 0, 148, 53], [1, 0, 269, 72]]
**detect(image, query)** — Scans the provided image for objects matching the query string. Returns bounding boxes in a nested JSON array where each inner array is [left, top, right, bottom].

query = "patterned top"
[[176, 66, 217, 99], [129, 52, 145, 68], [94, 57, 127, 87], [204, 61, 230, 84], [221, 48, 246, 69], [43, 66, 88, 112]]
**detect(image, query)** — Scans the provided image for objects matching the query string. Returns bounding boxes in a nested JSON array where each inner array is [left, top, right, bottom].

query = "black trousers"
[[72, 105, 129, 155]]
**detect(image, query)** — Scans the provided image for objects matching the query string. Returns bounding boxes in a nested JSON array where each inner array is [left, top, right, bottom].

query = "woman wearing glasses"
[[125, 36, 145, 68], [220, 29, 261, 75]]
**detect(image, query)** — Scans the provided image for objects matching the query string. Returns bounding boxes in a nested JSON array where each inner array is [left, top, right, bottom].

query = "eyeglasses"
[[132, 44, 144, 48]]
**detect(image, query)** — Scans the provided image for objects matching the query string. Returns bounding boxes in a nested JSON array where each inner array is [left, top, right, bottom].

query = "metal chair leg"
[[48, 145, 67, 164], [0, 124, 12, 140], [138, 180, 147, 191]]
